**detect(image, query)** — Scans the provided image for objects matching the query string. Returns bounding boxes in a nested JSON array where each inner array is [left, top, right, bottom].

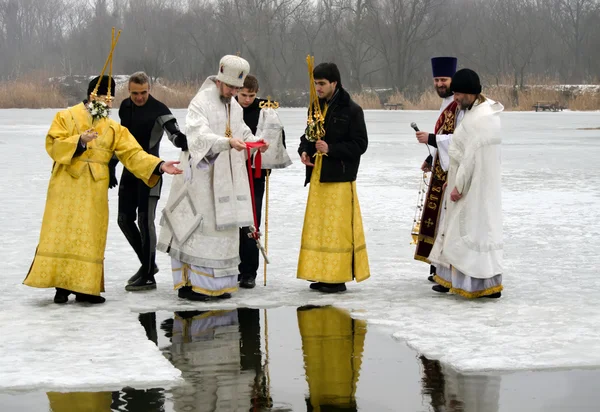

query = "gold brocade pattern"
[[23, 103, 162, 295], [297, 155, 370, 283], [298, 306, 366, 409]]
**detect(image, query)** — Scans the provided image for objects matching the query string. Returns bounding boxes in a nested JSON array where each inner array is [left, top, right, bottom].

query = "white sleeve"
[[435, 134, 453, 171]]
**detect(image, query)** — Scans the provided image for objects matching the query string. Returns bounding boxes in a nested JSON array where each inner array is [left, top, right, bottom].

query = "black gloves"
[[108, 157, 118, 189], [173, 132, 188, 151]]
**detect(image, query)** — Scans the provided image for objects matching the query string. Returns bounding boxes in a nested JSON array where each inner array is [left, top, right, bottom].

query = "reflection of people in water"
[[237, 308, 273, 409], [47, 392, 112, 412], [420, 356, 451, 411], [297, 305, 366, 412], [110, 312, 166, 411], [419, 355, 500, 412], [161, 309, 256, 411]]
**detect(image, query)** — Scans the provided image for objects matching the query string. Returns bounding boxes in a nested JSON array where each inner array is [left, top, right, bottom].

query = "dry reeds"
[[0, 75, 67, 108], [483, 85, 600, 111], [351, 91, 383, 109], [568, 93, 600, 111]]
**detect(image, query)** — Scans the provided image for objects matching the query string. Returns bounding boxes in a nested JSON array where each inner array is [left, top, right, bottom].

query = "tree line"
[[1, 0, 598, 97]]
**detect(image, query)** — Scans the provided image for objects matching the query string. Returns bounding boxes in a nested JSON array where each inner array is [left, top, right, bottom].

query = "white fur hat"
[[216, 55, 250, 88]]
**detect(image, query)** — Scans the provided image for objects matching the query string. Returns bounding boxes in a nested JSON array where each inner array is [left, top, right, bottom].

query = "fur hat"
[[216, 55, 250, 88]]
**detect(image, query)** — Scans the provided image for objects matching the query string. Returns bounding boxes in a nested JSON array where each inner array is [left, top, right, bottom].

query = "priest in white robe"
[[429, 68, 504, 299], [414, 56, 464, 284], [157, 55, 268, 301]]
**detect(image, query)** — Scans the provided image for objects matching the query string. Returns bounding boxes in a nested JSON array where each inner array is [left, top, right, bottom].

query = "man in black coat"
[[235, 75, 286, 289], [297, 62, 370, 293], [109, 72, 188, 291]]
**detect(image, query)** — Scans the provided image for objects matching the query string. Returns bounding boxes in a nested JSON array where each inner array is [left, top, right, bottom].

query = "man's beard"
[[220, 95, 231, 104], [436, 87, 453, 98]]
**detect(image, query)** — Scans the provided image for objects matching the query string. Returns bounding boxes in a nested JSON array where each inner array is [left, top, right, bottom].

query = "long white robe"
[[157, 76, 260, 295], [430, 97, 464, 280], [429, 97, 504, 298]]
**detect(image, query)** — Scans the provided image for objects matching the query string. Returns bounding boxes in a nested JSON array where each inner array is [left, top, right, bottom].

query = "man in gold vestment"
[[297, 62, 370, 293], [23, 76, 182, 304]]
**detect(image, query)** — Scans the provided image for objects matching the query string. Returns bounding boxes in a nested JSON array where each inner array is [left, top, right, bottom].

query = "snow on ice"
[[0, 107, 599, 392]]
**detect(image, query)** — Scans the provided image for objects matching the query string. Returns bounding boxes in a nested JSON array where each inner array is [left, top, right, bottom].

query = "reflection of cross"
[[425, 218, 434, 228]]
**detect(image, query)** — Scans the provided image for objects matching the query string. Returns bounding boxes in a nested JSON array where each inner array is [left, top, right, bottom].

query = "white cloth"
[[429, 97, 504, 279], [435, 264, 503, 297], [431, 97, 462, 272], [171, 258, 238, 295], [254, 107, 292, 169], [158, 76, 261, 277]]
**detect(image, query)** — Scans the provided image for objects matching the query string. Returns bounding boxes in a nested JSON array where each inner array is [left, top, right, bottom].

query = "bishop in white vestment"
[[429, 69, 504, 299], [157, 55, 267, 301]]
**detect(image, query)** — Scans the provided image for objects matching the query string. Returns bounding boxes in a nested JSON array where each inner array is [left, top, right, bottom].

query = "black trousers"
[[117, 174, 160, 277], [239, 173, 266, 280]]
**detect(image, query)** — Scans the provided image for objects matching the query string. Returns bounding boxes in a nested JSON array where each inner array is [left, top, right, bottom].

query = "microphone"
[[412, 121, 432, 157]]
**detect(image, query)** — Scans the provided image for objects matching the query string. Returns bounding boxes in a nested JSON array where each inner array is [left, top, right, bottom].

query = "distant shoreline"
[[1, 76, 599, 111]]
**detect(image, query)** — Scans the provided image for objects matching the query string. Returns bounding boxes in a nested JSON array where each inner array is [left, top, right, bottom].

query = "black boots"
[[126, 264, 159, 288], [125, 275, 157, 292]]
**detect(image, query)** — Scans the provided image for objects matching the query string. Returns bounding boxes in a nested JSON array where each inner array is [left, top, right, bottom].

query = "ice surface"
[[1, 107, 599, 392]]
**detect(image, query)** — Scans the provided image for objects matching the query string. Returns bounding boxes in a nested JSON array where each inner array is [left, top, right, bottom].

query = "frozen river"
[[0, 107, 599, 410]]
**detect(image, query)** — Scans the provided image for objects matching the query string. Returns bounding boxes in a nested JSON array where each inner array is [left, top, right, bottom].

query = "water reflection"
[[42, 306, 503, 412], [298, 305, 366, 412], [161, 309, 269, 411], [47, 392, 113, 411], [420, 356, 500, 412]]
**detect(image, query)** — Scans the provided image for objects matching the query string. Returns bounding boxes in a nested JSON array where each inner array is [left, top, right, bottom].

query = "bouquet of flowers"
[[87, 100, 110, 122]]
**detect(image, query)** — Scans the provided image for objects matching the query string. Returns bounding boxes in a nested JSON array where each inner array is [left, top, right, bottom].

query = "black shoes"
[[428, 275, 436, 283], [432, 284, 450, 293], [74, 293, 106, 304], [308, 282, 347, 293], [53, 288, 71, 304], [309, 282, 324, 290], [54, 288, 105, 304], [177, 286, 233, 301], [216, 293, 232, 299], [177, 286, 211, 301], [320, 283, 347, 293], [239, 278, 256, 289]]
